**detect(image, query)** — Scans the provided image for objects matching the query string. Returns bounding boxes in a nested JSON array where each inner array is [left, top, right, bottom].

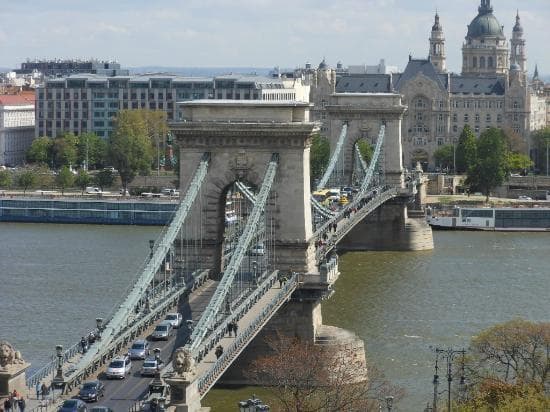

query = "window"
[[473, 57, 477, 68], [437, 137, 444, 146], [415, 98, 426, 109], [486, 114, 491, 122], [497, 114, 502, 123], [438, 114, 444, 121], [452, 114, 457, 122], [464, 114, 469, 122], [513, 101, 520, 109], [480, 56, 485, 68], [488, 56, 494, 68], [475, 125, 480, 133], [513, 113, 519, 121], [475, 114, 480, 123], [414, 112, 423, 121], [453, 125, 458, 133]]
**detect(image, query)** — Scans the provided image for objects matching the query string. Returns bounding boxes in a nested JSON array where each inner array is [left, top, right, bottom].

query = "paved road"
[[88, 280, 218, 412]]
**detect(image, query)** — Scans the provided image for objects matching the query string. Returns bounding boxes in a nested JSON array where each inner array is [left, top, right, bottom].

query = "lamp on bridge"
[[157, 396, 166, 411], [252, 260, 258, 286], [431, 347, 466, 412], [149, 240, 155, 259], [154, 348, 161, 364], [95, 317, 104, 340], [385, 395, 394, 411], [52, 344, 64, 388]]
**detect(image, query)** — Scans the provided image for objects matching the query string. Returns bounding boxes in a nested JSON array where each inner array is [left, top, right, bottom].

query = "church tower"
[[429, 12, 446, 73], [462, 0, 509, 76], [510, 11, 526, 72]]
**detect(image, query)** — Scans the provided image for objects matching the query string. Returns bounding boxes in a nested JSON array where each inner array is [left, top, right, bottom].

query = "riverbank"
[[0, 196, 178, 225]]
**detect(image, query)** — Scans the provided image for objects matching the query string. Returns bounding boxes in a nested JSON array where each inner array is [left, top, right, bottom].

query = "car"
[[128, 339, 150, 360], [164, 312, 183, 329], [151, 321, 173, 340], [58, 399, 88, 412], [518, 195, 532, 200], [78, 380, 105, 402], [249, 243, 265, 256], [161, 188, 179, 196], [85, 187, 102, 194], [105, 355, 132, 379], [119, 188, 130, 196], [141, 356, 163, 376], [89, 407, 114, 412]]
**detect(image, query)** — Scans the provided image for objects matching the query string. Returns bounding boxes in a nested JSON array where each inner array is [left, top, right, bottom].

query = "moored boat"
[[426, 206, 550, 231]]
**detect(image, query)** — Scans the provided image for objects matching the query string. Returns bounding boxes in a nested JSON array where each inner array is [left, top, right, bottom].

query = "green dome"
[[467, 13, 503, 38]]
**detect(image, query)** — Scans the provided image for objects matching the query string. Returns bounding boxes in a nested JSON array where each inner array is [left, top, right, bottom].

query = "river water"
[[0, 223, 548, 410]]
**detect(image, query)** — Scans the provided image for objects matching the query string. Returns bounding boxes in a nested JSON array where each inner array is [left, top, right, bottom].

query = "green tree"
[[310, 133, 330, 186], [95, 169, 115, 191], [0, 170, 12, 188], [507, 152, 533, 174], [433, 144, 454, 171], [17, 170, 38, 194], [456, 319, 550, 411], [52, 133, 78, 169], [55, 166, 75, 194], [75, 170, 92, 194], [455, 125, 477, 173], [77, 132, 107, 170], [466, 128, 508, 202], [356, 139, 374, 164], [109, 110, 152, 190], [143, 110, 169, 175], [27, 137, 53, 165]]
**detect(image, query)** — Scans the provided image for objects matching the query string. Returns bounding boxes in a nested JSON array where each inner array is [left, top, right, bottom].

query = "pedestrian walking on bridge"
[[17, 397, 25, 412], [232, 321, 238, 337], [215, 345, 223, 359]]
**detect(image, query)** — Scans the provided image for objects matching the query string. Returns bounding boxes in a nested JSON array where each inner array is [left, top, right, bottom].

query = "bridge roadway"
[[91, 280, 217, 411], [97, 270, 293, 410]]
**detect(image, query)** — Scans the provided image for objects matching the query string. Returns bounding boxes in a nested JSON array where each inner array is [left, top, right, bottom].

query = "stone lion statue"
[[0, 340, 25, 369], [173, 347, 195, 377]]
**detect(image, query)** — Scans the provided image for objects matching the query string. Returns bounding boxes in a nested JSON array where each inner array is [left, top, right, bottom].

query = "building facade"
[[16, 59, 129, 77], [0, 93, 35, 166], [310, 0, 547, 170], [35, 74, 309, 139]]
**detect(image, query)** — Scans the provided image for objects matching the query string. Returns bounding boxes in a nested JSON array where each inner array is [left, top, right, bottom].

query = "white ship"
[[426, 206, 550, 231]]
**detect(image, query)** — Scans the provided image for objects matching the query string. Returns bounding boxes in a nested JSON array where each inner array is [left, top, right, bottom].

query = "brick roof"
[[0, 92, 35, 106]]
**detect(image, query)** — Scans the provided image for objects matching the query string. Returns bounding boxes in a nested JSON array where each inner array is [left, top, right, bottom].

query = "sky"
[[0, 0, 548, 76]]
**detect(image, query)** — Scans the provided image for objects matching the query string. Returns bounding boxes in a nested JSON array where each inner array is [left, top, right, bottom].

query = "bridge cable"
[[316, 123, 348, 190], [187, 154, 279, 354]]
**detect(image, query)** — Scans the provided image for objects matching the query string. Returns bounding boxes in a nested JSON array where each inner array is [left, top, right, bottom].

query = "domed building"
[[308, 0, 548, 171], [462, 0, 509, 75]]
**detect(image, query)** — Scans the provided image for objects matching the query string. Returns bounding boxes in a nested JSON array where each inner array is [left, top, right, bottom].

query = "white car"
[[105, 355, 131, 379], [518, 195, 532, 200], [85, 187, 102, 194], [164, 313, 183, 329], [151, 321, 173, 340]]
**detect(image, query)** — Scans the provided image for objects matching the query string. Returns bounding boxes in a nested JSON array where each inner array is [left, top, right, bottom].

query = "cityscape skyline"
[[0, 0, 549, 75]]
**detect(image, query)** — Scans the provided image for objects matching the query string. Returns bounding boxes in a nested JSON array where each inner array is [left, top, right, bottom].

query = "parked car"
[[105, 355, 132, 379], [128, 339, 150, 360], [151, 321, 173, 340], [141, 356, 163, 376], [518, 195, 533, 200], [58, 399, 88, 412], [85, 187, 102, 194], [164, 313, 183, 329], [89, 407, 114, 412], [78, 380, 105, 402]]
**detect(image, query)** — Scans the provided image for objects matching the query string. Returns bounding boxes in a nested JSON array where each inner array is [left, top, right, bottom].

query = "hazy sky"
[[1, 0, 548, 75]]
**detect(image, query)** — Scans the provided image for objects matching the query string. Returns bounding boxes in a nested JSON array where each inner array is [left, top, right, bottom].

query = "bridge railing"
[[197, 272, 299, 397], [26, 341, 82, 389], [60, 270, 209, 393]]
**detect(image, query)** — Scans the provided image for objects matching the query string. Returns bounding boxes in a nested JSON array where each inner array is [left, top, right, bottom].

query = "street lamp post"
[[385, 395, 394, 411], [432, 347, 466, 412], [252, 260, 258, 287], [96, 317, 103, 340], [54, 345, 63, 380]]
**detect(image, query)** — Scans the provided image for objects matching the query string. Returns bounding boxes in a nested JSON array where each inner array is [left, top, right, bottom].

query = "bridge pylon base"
[[165, 375, 208, 412]]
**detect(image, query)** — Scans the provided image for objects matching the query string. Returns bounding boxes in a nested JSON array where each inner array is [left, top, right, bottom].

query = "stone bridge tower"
[[171, 101, 318, 276]]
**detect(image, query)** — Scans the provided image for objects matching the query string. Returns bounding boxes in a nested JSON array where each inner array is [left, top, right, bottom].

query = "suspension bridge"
[[15, 100, 432, 411]]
